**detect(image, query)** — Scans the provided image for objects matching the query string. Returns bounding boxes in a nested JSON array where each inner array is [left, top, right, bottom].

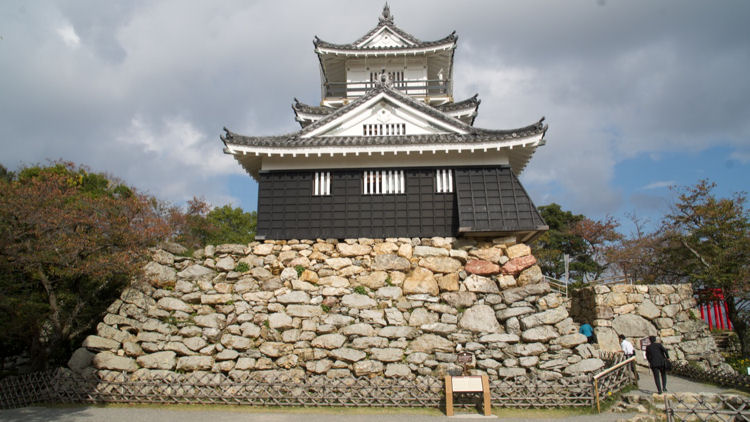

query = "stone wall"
[[570, 284, 730, 372], [70, 237, 604, 382]]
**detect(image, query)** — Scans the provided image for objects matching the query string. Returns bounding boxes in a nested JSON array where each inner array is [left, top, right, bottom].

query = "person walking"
[[620, 334, 635, 357], [645, 335, 670, 394], [620, 334, 637, 379]]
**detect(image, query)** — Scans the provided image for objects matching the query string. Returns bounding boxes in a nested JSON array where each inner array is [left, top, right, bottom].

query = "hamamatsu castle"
[[222, 5, 548, 241]]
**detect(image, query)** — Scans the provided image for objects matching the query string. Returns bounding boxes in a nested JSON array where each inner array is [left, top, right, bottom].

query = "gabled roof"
[[293, 94, 480, 118], [222, 83, 547, 177], [293, 83, 477, 137], [313, 5, 456, 54], [292, 94, 481, 128]]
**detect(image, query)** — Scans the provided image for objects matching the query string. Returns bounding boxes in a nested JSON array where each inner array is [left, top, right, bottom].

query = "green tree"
[[205, 205, 257, 245], [533, 203, 620, 282], [0, 162, 170, 370], [171, 198, 256, 249], [659, 180, 750, 354]]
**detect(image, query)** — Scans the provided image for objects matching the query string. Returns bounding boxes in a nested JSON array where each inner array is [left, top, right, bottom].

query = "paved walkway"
[[0, 406, 636, 422], [635, 367, 740, 395], [0, 369, 741, 422]]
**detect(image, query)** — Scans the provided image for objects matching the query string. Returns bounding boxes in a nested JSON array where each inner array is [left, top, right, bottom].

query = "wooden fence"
[[671, 361, 750, 392], [665, 394, 750, 422], [0, 361, 636, 411]]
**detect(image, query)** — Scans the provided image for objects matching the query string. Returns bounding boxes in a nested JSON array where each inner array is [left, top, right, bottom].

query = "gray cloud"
[[1, 0, 748, 215]]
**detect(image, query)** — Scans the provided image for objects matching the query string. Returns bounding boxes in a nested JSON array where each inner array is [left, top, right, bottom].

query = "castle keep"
[[221, 6, 548, 241]]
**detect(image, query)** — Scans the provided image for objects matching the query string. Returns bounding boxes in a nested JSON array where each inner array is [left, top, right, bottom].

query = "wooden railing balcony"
[[324, 79, 452, 98]]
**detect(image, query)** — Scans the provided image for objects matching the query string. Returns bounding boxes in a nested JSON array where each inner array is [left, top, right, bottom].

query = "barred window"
[[435, 169, 453, 193], [362, 123, 406, 136], [313, 171, 331, 196], [363, 170, 405, 195]]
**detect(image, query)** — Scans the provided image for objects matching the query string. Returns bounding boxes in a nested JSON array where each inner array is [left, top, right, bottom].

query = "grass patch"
[[353, 286, 368, 295], [234, 262, 249, 273]]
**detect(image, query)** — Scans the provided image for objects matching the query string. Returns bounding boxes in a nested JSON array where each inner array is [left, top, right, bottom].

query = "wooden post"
[[594, 377, 600, 413], [445, 376, 454, 416], [481, 375, 491, 416], [444, 375, 491, 417]]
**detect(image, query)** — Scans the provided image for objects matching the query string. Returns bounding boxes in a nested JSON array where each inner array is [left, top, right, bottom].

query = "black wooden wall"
[[257, 168, 458, 239]]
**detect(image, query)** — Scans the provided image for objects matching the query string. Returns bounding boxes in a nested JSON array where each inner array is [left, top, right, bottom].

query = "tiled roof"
[[436, 94, 480, 112], [291, 94, 480, 117], [455, 167, 548, 239], [225, 84, 546, 149], [313, 5, 456, 52], [292, 99, 334, 116], [295, 84, 478, 137], [222, 128, 545, 149]]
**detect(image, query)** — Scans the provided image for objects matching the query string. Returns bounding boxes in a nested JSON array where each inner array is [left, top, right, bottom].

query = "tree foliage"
[[170, 197, 256, 249], [660, 181, 750, 353], [533, 203, 621, 282], [0, 163, 171, 370]]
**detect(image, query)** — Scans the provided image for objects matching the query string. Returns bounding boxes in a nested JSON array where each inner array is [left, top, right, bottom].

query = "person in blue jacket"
[[579, 322, 595, 344]]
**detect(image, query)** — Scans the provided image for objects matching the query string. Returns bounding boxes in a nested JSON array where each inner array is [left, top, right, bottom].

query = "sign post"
[[444, 351, 492, 416]]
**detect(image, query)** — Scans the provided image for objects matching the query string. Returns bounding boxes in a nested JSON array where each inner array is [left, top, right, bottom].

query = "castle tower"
[[221, 5, 548, 241]]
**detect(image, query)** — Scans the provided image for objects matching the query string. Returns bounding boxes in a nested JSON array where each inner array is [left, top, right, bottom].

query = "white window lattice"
[[362, 123, 406, 136], [363, 170, 405, 195], [313, 172, 331, 196], [435, 169, 453, 193]]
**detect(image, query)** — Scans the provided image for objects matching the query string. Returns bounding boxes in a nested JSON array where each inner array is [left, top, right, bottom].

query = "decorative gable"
[[301, 91, 468, 138], [356, 27, 414, 49]]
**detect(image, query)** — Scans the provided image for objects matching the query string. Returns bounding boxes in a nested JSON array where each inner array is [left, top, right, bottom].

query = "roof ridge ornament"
[[379, 3, 393, 24]]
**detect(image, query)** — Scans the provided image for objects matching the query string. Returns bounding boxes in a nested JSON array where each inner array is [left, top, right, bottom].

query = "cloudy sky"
[[1, 0, 748, 232]]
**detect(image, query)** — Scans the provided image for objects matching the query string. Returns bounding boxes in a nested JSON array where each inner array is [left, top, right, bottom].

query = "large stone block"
[[595, 327, 620, 352], [259, 342, 293, 357], [157, 297, 192, 313], [463, 274, 499, 293], [276, 291, 310, 304], [419, 256, 462, 273], [312, 333, 347, 349], [611, 314, 657, 338], [403, 267, 438, 296], [83, 335, 120, 351], [637, 300, 660, 320], [408, 334, 454, 353], [458, 304, 501, 333], [517, 265, 543, 286], [353, 360, 384, 376], [341, 293, 377, 309], [505, 244, 531, 259], [144, 262, 177, 288], [563, 358, 604, 375], [501, 255, 537, 276], [413, 246, 449, 257], [176, 264, 215, 281], [93, 352, 137, 371], [372, 254, 411, 271], [521, 325, 559, 343], [68, 348, 94, 372], [465, 259, 501, 276], [357, 271, 389, 289], [137, 351, 176, 370], [441, 292, 477, 308], [336, 243, 372, 257], [331, 348, 367, 362], [176, 356, 214, 371]]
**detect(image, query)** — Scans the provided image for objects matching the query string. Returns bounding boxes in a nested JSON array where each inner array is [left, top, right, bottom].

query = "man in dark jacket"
[[645, 335, 670, 394]]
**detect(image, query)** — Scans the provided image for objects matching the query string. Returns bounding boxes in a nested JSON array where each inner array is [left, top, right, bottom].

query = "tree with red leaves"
[[0, 163, 171, 370]]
